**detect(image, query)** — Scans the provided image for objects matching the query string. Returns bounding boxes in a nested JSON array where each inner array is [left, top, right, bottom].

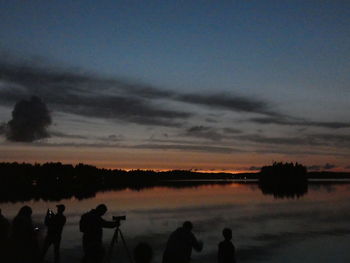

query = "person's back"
[[218, 228, 236, 263], [0, 209, 10, 260], [0, 209, 10, 242], [11, 206, 39, 263], [80, 204, 117, 263], [162, 221, 203, 263], [12, 206, 35, 243], [81, 209, 104, 245]]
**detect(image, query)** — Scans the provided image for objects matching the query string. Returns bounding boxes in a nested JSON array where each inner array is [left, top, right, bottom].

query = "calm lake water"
[[2, 182, 350, 262]]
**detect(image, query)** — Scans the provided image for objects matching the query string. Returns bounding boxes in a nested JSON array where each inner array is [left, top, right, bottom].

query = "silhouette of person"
[[162, 221, 203, 263], [218, 228, 236, 263], [11, 206, 39, 263], [41, 204, 66, 263], [0, 209, 10, 260], [80, 204, 118, 263], [134, 242, 153, 263]]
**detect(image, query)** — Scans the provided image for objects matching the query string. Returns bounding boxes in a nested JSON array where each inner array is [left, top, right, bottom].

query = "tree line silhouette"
[[0, 162, 236, 203], [1, 162, 349, 203]]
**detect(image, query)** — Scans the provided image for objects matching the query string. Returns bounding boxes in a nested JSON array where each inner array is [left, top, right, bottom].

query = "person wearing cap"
[[79, 204, 118, 263], [162, 221, 203, 263], [41, 204, 66, 263]]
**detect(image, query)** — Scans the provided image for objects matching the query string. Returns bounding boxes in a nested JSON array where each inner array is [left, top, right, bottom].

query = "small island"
[[258, 162, 308, 198]]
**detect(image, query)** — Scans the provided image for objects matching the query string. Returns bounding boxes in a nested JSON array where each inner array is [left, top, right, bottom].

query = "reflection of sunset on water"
[[2, 183, 350, 262]]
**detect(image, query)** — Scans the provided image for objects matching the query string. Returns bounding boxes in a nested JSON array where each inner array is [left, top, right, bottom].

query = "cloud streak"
[[0, 62, 190, 127], [177, 93, 279, 116], [0, 60, 283, 129], [250, 116, 350, 129]]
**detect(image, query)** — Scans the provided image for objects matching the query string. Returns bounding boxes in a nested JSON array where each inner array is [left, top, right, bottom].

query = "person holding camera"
[[80, 204, 118, 263], [41, 204, 66, 263]]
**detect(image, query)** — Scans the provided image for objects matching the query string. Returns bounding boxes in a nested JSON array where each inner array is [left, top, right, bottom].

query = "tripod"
[[105, 225, 134, 263]]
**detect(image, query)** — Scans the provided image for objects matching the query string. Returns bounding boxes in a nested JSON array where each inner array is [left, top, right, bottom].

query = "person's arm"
[[218, 243, 223, 263], [191, 233, 203, 252], [44, 210, 50, 226]]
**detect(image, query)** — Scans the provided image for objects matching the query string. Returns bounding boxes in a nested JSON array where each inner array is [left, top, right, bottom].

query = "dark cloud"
[[307, 165, 322, 171], [184, 126, 224, 141], [307, 164, 337, 171], [0, 61, 278, 126], [323, 163, 336, 170], [177, 93, 279, 116], [235, 133, 350, 149], [5, 96, 52, 142], [222, 127, 242, 134], [2, 59, 348, 135], [50, 131, 88, 139], [105, 134, 124, 142], [0, 62, 189, 127], [250, 116, 350, 129], [182, 126, 242, 141], [311, 134, 350, 147], [236, 134, 310, 146], [131, 143, 239, 154], [248, 166, 261, 171]]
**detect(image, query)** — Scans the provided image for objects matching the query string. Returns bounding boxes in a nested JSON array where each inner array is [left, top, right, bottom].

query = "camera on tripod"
[[113, 215, 126, 221]]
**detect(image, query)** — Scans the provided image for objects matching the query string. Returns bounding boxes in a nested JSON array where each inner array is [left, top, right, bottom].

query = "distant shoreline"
[[1, 162, 350, 203]]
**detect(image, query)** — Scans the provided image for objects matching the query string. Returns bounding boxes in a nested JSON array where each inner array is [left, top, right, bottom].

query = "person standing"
[[218, 228, 236, 263], [11, 206, 39, 263], [162, 221, 203, 263], [41, 204, 66, 263], [80, 204, 118, 263], [0, 209, 10, 261]]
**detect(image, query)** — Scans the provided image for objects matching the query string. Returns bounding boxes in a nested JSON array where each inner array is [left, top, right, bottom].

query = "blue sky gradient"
[[0, 1, 349, 171]]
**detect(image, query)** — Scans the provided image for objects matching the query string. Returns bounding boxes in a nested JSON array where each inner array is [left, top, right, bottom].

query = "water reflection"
[[258, 181, 308, 199], [1, 183, 350, 263], [0, 181, 232, 204]]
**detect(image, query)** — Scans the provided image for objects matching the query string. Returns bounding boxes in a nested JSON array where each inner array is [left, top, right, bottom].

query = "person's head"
[[133, 242, 153, 263], [17, 206, 32, 218], [222, 228, 232, 241], [96, 204, 108, 216], [56, 204, 65, 214], [183, 221, 193, 231]]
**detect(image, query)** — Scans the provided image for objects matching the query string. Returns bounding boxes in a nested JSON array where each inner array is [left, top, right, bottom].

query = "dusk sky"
[[0, 1, 349, 172]]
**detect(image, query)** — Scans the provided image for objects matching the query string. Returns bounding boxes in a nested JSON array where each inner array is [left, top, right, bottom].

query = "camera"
[[112, 215, 126, 221]]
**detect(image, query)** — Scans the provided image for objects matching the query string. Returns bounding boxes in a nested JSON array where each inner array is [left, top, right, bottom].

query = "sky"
[[0, 0, 349, 172]]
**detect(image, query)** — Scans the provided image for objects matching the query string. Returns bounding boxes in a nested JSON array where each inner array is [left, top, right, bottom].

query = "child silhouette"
[[218, 228, 236, 263]]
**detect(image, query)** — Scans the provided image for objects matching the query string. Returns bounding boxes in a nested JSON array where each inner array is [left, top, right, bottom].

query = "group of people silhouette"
[[0, 205, 66, 263], [0, 204, 236, 263]]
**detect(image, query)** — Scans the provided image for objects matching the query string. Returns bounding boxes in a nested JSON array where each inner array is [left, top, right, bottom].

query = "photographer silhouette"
[[80, 204, 118, 263]]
